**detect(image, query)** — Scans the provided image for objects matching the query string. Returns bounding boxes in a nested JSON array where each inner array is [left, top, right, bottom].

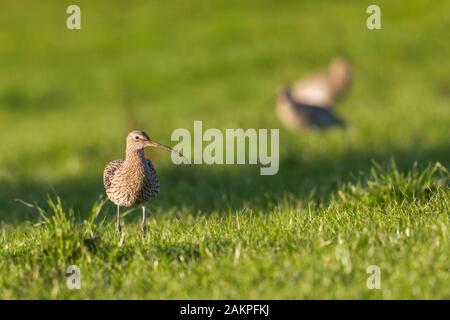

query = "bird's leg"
[[116, 205, 122, 235], [141, 205, 147, 238]]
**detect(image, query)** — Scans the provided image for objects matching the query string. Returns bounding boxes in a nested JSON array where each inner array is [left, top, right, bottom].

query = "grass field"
[[0, 0, 449, 299]]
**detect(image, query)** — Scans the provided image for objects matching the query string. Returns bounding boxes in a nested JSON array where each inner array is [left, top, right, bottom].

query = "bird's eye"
[[134, 136, 140, 140]]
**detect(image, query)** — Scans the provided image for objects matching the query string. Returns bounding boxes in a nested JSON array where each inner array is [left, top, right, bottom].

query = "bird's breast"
[[107, 160, 160, 207]]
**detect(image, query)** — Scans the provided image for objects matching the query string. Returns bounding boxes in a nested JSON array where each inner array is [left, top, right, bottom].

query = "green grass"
[[1, 163, 449, 299], [0, 0, 449, 299]]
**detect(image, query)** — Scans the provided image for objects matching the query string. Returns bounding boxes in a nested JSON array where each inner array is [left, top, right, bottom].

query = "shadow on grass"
[[1, 142, 449, 224]]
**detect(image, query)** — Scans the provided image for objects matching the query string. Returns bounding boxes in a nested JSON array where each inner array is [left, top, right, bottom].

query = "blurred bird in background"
[[276, 88, 345, 131], [276, 57, 352, 131]]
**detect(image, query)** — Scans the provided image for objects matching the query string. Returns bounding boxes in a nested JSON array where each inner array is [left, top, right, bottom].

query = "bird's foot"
[[118, 231, 125, 247], [116, 222, 122, 235], [141, 223, 147, 239]]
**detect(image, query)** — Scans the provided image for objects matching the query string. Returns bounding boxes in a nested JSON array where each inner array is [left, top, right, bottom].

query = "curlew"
[[103, 130, 188, 237], [276, 57, 351, 131]]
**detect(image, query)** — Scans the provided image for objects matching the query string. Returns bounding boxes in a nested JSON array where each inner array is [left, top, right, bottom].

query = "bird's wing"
[[291, 74, 334, 107], [103, 159, 124, 190], [282, 88, 344, 129], [146, 158, 161, 191], [309, 106, 345, 128]]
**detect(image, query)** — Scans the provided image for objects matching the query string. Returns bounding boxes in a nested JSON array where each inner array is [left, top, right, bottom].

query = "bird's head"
[[328, 57, 352, 93], [126, 130, 190, 163], [127, 130, 152, 150]]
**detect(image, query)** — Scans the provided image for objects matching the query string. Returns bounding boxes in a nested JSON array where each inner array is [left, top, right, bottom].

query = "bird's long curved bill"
[[146, 140, 191, 164]]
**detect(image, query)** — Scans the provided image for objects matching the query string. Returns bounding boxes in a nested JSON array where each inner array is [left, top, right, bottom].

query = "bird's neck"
[[125, 149, 146, 165], [329, 69, 350, 95]]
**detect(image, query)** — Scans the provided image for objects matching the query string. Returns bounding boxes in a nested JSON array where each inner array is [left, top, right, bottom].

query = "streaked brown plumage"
[[104, 130, 187, 237], [104, 154, 160, 208]]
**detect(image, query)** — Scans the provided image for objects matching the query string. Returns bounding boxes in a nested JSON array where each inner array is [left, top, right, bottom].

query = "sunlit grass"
[[0, 163, 449, 299], [0, 0, 449, 299]]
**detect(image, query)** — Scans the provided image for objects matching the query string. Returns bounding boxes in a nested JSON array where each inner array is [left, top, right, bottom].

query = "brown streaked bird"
[[103, 130, 188, 237], [290, 57, 352, 108]]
